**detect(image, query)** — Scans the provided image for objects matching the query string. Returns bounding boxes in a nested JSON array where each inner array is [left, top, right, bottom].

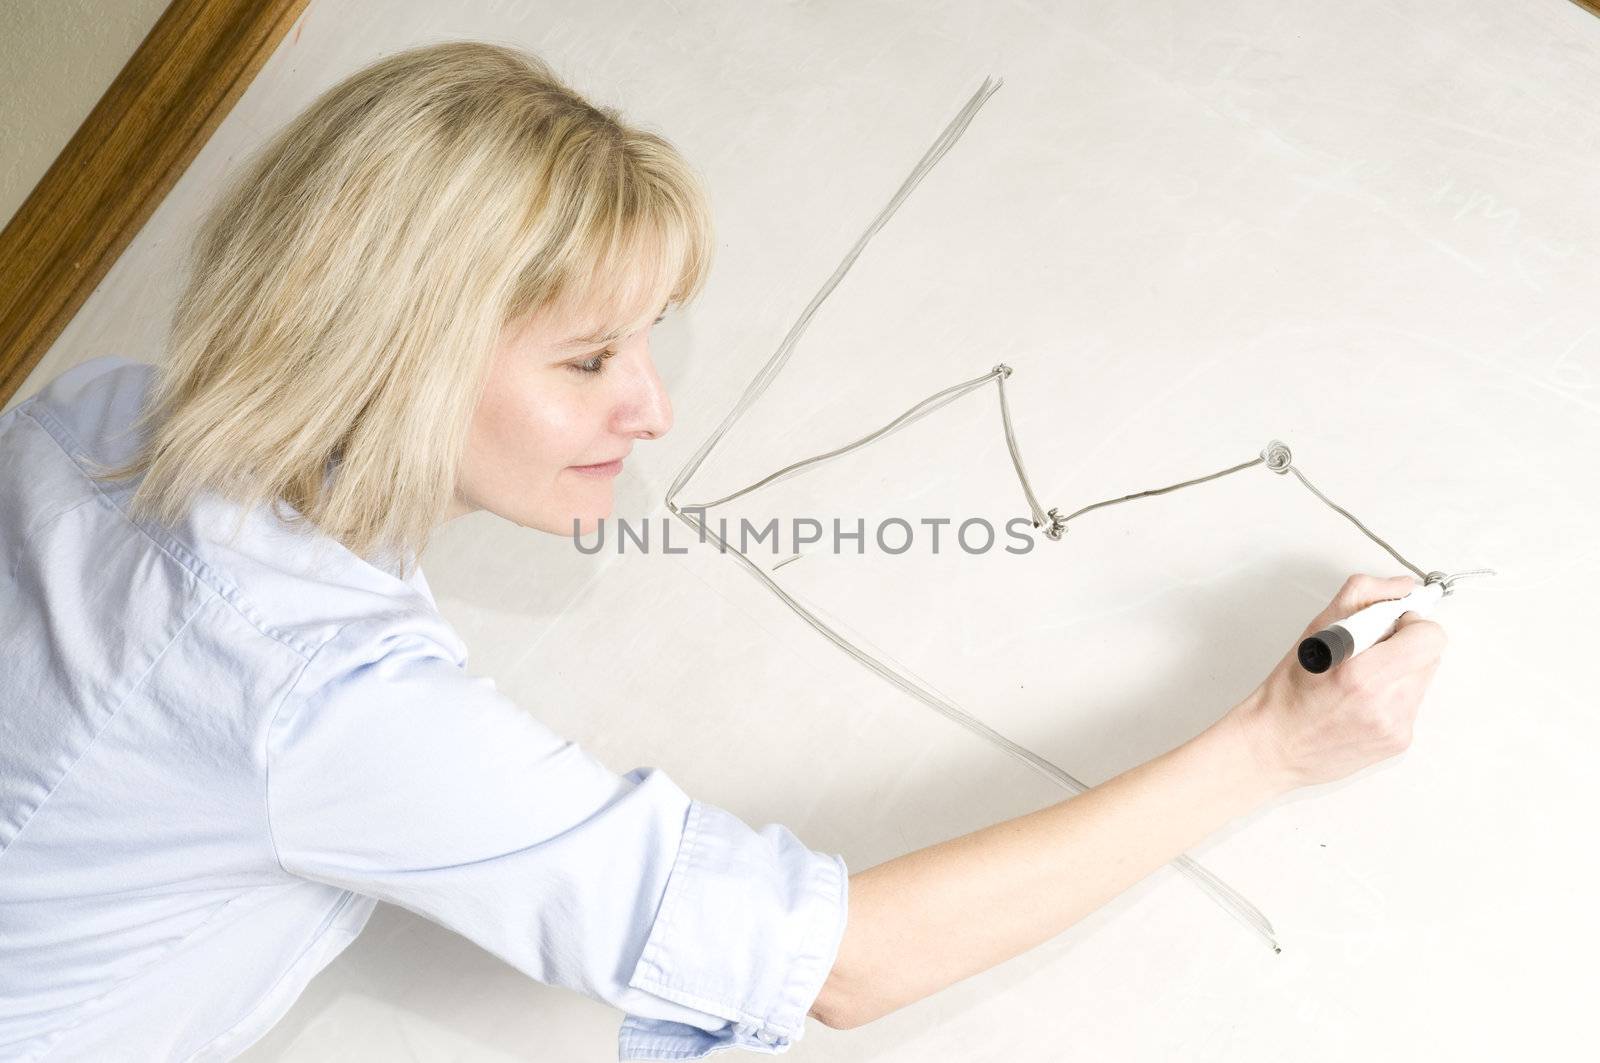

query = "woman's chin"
[[556, 501, 613, 539], [567, 514, 602, 538], [510, 485, 614, 538]]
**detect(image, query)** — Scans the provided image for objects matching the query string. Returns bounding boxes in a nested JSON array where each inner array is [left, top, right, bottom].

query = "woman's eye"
[[566, 311, 666, 376], [570, 348, 616, 375]]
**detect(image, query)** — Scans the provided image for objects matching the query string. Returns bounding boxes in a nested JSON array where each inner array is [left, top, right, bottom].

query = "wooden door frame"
[[0, 0, 309, 407]]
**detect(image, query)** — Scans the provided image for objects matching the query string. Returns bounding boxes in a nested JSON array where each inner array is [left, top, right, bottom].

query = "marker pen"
[[1297, 577, 1444, 674]]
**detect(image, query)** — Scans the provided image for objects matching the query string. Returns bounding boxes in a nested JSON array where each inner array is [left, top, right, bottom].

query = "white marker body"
[[1333, 580, 1445, 659]]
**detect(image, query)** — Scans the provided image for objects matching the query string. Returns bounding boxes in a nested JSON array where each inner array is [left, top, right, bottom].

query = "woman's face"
[[447, 297, 674, 536]]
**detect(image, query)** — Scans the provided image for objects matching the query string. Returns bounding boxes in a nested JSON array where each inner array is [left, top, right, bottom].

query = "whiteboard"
[[16, 1, 1596, 1059]]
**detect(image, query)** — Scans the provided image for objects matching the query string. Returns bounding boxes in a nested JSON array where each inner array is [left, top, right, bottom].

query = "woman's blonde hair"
[[89, 40, 714, 578]]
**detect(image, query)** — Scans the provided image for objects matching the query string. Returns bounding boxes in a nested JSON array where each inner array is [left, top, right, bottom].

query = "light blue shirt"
[[0, 356, 849, 1061]]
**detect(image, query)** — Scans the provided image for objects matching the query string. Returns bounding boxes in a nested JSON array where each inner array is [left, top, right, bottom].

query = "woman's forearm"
[[809, 701, 1291, 1030]]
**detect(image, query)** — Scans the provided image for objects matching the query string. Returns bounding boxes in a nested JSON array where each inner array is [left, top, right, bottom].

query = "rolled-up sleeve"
[[265, 615, 849, 1061]]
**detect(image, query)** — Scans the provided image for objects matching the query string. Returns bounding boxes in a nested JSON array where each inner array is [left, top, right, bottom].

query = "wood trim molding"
[[0, 0, 309, 407]]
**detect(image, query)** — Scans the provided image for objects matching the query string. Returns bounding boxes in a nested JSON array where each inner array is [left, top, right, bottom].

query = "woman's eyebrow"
[[556, 327, 623, 350], [556, 302, 670, 349]]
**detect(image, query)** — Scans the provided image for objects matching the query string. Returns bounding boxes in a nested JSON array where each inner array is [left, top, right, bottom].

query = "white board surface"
[[13, 1, 1597, 1059]]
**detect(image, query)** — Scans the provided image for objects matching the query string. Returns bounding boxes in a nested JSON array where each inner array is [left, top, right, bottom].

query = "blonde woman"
[[0, 41, 1446, 1062]]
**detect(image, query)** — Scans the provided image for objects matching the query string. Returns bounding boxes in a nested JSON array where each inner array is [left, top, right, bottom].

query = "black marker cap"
[[1298, 626, 1354, 673]]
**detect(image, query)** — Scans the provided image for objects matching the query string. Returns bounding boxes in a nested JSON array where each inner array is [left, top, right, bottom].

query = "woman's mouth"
[[569, 458, 623, 478]]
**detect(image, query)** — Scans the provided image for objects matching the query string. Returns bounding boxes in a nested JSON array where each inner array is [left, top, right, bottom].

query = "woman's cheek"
[[483, 383, 553, 461]]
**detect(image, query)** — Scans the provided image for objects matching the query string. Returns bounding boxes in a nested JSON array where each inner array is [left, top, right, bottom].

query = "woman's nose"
[[617, 354, 673, 440]]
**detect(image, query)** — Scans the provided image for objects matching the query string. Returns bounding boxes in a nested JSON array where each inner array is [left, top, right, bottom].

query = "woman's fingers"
[[1363, 610, 1448, 679], [1297, 573, 1420, 642]]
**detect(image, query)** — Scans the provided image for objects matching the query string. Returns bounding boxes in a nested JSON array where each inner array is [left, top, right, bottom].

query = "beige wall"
[[0, 0, 171, 231]]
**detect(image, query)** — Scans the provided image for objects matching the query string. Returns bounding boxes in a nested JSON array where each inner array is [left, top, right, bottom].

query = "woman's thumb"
[[1302, 573, 1418, 640], [1343, 573, 1420, 612]]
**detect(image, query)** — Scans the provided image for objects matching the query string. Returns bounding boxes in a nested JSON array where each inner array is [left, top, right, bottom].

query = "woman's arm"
[[809, 708, 1280, 1029], [809, 573, 1447, 1030]]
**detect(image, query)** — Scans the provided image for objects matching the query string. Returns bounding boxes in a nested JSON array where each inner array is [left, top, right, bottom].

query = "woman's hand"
[[1227, 573, 1448, 793]]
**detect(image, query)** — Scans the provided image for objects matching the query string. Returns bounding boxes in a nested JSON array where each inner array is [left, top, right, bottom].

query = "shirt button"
[[757, 1030, 778, 1044]]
